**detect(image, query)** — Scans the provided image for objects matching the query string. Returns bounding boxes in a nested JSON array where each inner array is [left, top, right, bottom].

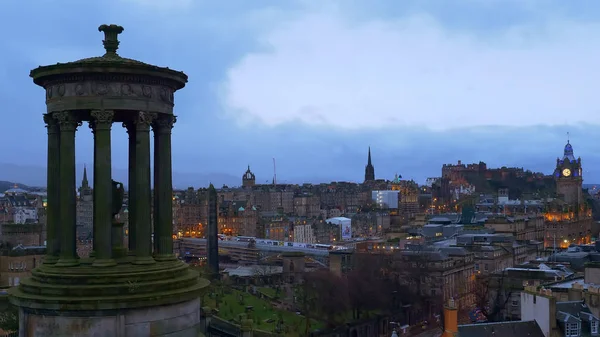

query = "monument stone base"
[[9, 259, 209, 337], [19, 297, 200, 337]]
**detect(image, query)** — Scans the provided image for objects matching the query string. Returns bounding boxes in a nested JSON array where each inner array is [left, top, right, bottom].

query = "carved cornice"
[[44, 81, 175, 106], [41, 74, 181, 89]]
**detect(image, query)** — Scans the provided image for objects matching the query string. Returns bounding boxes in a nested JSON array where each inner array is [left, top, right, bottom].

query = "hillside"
[[0, 181, 29, 193]]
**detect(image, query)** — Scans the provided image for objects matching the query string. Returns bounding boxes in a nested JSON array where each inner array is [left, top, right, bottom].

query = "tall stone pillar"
[[132, 111, 156, 265], [54, 111, 80, 267], [207, 184, 219, 278], [152, 115, 177, 261], [124, 121, 137, 255], [89, 110, 117, 267], [43, 114, 60, 264]]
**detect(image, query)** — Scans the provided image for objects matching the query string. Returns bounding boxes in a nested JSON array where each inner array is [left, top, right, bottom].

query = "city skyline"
[[2, 1, 600, 186]]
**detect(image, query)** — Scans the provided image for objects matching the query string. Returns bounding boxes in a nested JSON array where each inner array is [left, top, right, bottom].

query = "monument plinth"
[[9, 24, 209, 337]]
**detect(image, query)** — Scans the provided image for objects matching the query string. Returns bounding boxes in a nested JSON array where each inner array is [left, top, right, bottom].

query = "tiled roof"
[[556, 301, 597, 323], [458, 320, 544, 337]]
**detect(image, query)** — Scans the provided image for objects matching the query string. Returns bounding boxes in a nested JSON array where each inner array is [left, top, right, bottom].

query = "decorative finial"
[[98, 24, 124, 56], [567, 131, 570, 143]]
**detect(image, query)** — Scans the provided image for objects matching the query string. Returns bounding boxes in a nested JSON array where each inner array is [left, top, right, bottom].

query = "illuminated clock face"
[[562, 168, 572, 177]]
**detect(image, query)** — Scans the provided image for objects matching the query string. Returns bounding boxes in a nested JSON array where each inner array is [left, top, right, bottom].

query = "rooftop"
[[30, 24, 188, 89], [457, 320, 544, 337]]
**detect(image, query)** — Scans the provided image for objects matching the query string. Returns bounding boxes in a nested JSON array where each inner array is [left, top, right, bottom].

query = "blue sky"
[[1, 0, 600, 187]]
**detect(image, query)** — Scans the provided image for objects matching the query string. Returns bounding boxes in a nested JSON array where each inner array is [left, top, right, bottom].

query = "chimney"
[[442, 298, 458, 337], [569, 282, 584, 301]]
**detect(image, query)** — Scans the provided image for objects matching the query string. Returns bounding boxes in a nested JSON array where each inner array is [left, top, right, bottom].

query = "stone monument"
[[207, 184, 219, 279], [9, 24, 209, 337]]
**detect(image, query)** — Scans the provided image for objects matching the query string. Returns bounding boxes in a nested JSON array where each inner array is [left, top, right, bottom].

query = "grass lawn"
[[203, 287, 322, 336], [258, 287, 278, 298]]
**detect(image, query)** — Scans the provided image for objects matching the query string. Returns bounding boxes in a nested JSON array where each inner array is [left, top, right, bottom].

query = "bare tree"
[[472, 271, 513, 322], [252, 264, 282, 292], [394, 247, 439, 320], [294, 272, 317, 336], [252, 264, 280, 278], [305, 269, 350, 328], [347, 253, 391, 320]]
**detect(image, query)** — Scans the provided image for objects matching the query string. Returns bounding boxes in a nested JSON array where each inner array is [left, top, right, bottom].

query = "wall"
[[520, 290, 556, 337], [0, 254, 44, 288], [586, 265, 600, 284], [20, 297, 201, 337], [1, 224, 43, 246]]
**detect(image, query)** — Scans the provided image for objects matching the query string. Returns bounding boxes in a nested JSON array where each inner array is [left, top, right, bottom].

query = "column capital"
[[53, 111, 82, 132], [152, 115, 177, 134], [43, 113, 59, 134], [132, 111, 157, 131], [89, 109, 115, 132]]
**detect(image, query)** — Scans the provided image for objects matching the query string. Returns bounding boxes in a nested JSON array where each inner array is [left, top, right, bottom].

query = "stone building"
[[454, 233, 540, 274], [76, 165, 93, 240], [393, 246, 475, 318], [312, 220, 341, 244], [262, 214, 292, 241], [0, 187, 38, 224], [174, 187, 208, 237], [483, 214, 545, 242], [293, 221, 317, 244], [217, 200, 259, 237], [0, 246, 45, 288], [486, 261, 576, 321], [0, 208, 46, 289], [391, 176, 420, 219], [544, 140, 592, 248], [0, 223, 44, 247], [351, 211, 390, 237], [242, 165, 256, 188], [293, 193, 320, 218]]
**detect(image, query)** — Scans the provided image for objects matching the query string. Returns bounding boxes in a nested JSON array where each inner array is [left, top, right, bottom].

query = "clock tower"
[[553, 140, 583, 205]]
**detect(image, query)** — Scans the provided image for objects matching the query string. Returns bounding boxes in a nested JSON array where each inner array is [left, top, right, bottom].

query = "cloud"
[[221, 3, 600, 130], [121, 0, 193, 10]]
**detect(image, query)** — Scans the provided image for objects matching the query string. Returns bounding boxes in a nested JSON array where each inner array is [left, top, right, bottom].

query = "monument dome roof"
[[4, 187, 26, 194], [30, 24, 187, 89]]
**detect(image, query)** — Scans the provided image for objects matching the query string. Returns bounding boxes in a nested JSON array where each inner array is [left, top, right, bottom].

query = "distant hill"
[[0, 181, 29, 193], [0, 163, 239, 189]]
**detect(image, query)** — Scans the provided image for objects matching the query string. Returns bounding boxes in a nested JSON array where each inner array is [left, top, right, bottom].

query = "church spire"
[[364, 147, 375, 182], [82, 164, 89, 188]]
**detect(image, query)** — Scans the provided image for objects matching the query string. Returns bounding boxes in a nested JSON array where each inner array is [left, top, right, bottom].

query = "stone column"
[[152, 115, 177, 261], [124, 121, 137, 255], [132, 111, 156, 265], [43, 113, 60, 264], [54, 111, 80, 267], [89, 110, 117, 267]]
